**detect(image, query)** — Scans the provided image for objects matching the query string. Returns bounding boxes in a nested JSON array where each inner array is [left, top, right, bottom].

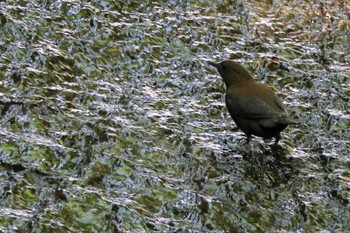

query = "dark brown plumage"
[[209, 60, 299, 146]]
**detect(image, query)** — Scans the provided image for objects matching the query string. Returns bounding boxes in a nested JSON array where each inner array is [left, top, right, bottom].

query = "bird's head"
[[208, 60, 254, 88]]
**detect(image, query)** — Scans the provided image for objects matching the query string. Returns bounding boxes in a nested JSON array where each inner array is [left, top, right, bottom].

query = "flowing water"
[[0, 0, 349, 232]]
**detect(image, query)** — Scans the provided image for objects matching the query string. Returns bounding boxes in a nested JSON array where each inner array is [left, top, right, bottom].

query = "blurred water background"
[[0, 0, 349, 232]]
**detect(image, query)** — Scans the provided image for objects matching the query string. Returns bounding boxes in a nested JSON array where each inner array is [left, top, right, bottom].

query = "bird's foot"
[[270, 143, 282, 152]]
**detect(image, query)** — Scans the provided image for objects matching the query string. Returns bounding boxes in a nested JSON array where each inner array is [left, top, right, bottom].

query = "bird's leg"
[[246, 135, 252, 144], [273, 133, 281, 147]]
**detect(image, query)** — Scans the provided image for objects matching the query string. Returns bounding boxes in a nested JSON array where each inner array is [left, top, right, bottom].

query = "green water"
[[0, 0, 349, 232]]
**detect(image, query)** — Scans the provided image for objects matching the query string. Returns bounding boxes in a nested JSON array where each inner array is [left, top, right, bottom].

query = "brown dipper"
[[208, 60, 299, 146]]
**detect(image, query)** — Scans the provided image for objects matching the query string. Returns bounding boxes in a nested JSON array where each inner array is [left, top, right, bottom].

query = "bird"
[[208, 60, 299, 146]]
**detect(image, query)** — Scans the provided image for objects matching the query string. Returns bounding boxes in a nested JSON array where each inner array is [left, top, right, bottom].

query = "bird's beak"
[[208, 61, 219, 69]]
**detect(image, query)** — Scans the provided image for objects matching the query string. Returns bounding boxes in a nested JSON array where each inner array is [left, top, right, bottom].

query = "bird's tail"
[[278, 117, 300, 125]]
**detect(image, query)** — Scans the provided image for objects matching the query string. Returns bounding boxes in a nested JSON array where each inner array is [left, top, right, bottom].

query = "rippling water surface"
[[0, 0, 349, 232]]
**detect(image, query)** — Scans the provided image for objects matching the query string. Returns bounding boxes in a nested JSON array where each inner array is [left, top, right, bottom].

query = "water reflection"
[[0, 0, 349, 232]]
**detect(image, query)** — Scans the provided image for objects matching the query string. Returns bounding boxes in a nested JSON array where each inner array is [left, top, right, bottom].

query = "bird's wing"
[[225, 93, 283, 119]]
